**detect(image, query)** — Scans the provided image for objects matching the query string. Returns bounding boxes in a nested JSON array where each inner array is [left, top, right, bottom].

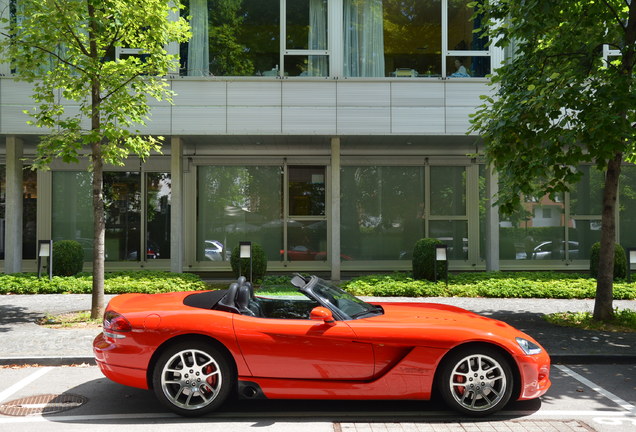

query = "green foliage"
[[0, 0, 191, 169], [0, 271, 207, 295], [590, 242, 627, 280], [545, 308, 636, 332], [412, 238, 447, 281], [52, 240, 84, 276], [230, 243, 268, 282], [342, 272, 636, 300]]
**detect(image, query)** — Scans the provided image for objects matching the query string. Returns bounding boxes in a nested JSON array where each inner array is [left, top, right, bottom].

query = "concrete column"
[[5, 136, 23, 273], [485, 166, 500, 271], [330, 137, 341, 282], [170, 137, 183, 273]]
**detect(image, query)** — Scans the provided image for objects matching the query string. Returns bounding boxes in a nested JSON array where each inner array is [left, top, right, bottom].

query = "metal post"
[[38, 240, 53, 280]]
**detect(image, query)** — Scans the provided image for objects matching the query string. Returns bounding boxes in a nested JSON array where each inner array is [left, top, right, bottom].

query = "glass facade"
[[181, 0, 489, 78], [2, 161, 636, 269], [52, 171, 170, 262]]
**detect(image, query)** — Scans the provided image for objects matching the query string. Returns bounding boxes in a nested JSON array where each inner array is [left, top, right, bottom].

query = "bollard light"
[[434, 244, 448, 285], [239, 241, 253, 282], [38, 240, 53, 280], [628, 248, 636, 283]]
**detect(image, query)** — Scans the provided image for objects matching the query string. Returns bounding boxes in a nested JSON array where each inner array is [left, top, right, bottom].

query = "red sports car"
[[93, 275, 551, 417]]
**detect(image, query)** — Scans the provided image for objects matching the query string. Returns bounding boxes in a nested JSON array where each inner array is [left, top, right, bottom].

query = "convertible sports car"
[[93, 275, 551, 417]]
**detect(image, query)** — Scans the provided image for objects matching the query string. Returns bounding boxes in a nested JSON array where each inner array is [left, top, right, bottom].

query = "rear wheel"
[[152, 341, 233, 417], [438, 346, 513, 416]]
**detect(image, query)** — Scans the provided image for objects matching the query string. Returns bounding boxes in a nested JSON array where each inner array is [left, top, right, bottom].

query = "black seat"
[[236, 284, 255, 316], [216, 283, 240, 314]]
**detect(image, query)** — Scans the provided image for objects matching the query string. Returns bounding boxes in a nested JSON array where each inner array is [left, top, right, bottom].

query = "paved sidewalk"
[[0, 294, 635, 364]]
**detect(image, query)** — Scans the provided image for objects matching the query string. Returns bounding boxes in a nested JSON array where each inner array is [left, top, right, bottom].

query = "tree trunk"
[[90, 136, 105, 319], [593, 152, 622, 322]]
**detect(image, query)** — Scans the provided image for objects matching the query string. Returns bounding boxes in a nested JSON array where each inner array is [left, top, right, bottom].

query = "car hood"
[[349, 302, 534, 352]]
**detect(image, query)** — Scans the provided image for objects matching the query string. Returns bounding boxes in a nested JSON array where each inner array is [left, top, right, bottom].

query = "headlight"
[[516, 337, 542, 355]]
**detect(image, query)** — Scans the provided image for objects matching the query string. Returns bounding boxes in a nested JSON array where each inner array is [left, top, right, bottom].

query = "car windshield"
[[310, 279, 382, 320]]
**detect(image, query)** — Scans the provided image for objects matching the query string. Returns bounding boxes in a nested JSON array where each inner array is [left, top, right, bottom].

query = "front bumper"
[[515, 348, 552, 400]]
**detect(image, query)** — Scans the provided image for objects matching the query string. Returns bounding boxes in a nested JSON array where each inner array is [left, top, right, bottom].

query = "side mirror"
[[310, 306, 335, 325]]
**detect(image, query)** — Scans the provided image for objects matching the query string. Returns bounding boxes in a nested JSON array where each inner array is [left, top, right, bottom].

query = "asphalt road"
[[0, 363, 634, 432]]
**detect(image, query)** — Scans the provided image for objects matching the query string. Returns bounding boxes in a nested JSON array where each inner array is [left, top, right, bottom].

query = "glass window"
[[0, 165, 4, 259], [430, 220, 468, 260], [288, 166, 325, 216], [383, 0, 442, 77], [447, 55, 490, 78], [620, 165, 636, 249], [197, 166, 283, 261], [568, 166, 603, 260], [499, 194, 565, 260], [182, 0, 280, 76], [341, 166, 425, 260], [52, 171, 94, 261], [287, 0, 328, 50], [147, 173, 171, 260], [430, 166, 466, 216], [104, 172, 142, 261]]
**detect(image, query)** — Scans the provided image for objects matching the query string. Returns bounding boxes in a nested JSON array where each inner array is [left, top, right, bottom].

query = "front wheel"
[[438, 347, 513, 416], [152, 341, 233, 417]]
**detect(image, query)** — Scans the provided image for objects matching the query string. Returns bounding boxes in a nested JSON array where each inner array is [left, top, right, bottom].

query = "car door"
[[232, 314, 374, 380]]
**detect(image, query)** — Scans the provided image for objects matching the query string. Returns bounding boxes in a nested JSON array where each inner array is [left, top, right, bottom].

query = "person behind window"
[[451, 58, 470, 77]]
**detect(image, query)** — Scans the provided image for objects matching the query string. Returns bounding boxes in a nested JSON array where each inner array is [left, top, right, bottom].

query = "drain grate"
[[0, 394, 87, 416]]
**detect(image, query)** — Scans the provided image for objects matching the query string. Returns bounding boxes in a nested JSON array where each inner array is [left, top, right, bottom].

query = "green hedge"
[[52, 240, 84, 276], [590, 242, 627, 280], [0, 271, 207, 295], [342, 271, 636, 300]]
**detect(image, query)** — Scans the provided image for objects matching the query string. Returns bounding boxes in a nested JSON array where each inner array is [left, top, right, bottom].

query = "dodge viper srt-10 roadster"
[[94, 275, 551, 417]]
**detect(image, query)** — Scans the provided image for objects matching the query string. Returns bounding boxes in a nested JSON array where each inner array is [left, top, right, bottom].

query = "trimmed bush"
[[230, 242, 268, 282], [590, 242, 627, 280], [52, 240, 84, 276], [412, 238, 448, 282]]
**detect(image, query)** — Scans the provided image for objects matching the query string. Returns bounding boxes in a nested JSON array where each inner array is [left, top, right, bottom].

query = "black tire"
[[438, 346, 513, 416], [152, 341, 233, 417]]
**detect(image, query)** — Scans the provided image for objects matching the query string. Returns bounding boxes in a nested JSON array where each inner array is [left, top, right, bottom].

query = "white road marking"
[[0, 367, 54, 404], [556, 365, 636, 412]]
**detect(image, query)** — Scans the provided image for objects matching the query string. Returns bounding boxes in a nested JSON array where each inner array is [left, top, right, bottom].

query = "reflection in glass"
[[0, 165, 4, 259], [182, 0, 280, 76], [285, 220, 328, 262], [104, 172, 142, 261], [284, 55, 329, 77], [52, 171, 93, 261], [430, 166, 466, 216], [147, 173, 171, 259], [197, 166, 283, 261], [341, 166, 425, 260], [288, 166, 325, 216], [447, 0, 488, 52], [382, 0, 442, 77], [620, 165, 636, 249], [499, 194, 565, 260], [287, 0, 328, 51], [570, 166, 603, 215], [429, 220, 468, 260]]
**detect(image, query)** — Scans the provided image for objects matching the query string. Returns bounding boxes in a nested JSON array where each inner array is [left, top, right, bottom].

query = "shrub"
[[412, 238, 447, 282], [230, 242, 268, 282], [52, 240, 84, 276], [590, 242, 627, 280]]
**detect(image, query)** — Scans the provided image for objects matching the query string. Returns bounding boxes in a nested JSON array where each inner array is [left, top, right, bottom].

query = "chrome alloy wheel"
[[448, 353, 507, 412], [160, 349, 223, 411]]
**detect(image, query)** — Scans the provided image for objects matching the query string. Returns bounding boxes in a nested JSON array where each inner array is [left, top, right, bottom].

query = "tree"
[[0, 0, 190, 318], [471, 0, 636, 321]]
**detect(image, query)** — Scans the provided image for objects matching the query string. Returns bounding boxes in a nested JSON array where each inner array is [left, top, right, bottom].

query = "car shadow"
[[38, 377, 543, 425]]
